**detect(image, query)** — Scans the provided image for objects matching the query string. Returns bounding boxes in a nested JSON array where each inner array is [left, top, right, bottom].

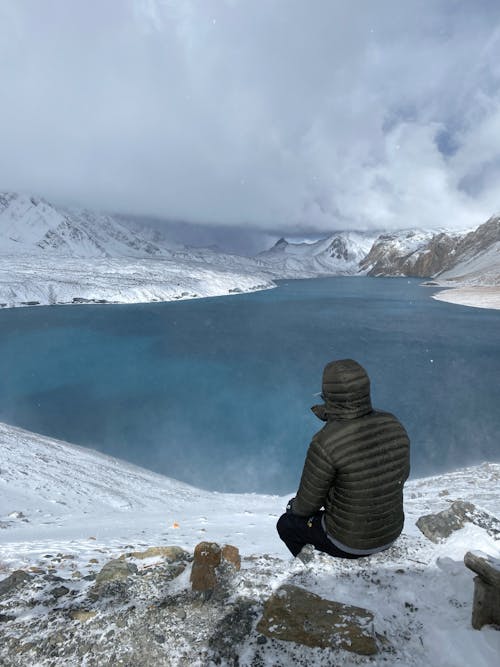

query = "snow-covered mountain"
[[436, 216, 500, 285], [2, 191, 500, 311], [0, 421, 499, 666], [358, 228, 466, 277], [256, 231, 379, 277], [0, 192, 171, 258], [0, 192, 276, 307]]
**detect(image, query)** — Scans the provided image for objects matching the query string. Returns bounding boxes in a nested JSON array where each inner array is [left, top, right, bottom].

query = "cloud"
[[0, 0, 499, 234]]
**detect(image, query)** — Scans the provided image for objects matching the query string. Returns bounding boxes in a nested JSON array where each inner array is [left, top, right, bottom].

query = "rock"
[[0, 613, 16, 623], [89, 560, 138, 600], [51, 585, 70, 598], [69, 610, 97, 622], [190, 542, 221, 592], [208, 601, 258, 661], [121, 546, 189, 562], [221, 544, 241, 571], [256, 584, 379, 655], [95, 560, 138, 586], [0, 570, 33, 596], [416, 500, 500, 543]]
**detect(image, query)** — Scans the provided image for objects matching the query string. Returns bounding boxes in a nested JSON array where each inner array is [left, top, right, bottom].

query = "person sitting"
[[277, 359, 410, 560]]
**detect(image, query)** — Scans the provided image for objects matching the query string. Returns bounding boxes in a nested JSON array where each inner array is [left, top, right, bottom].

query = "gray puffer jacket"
[[291, 359, 410, 551]]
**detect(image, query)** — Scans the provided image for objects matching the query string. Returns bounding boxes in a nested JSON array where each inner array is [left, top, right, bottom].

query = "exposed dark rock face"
[[328, 237, 349, 261]]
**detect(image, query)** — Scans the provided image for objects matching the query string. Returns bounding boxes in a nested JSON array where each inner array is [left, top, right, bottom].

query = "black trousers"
[[276, 511, 365, 559]]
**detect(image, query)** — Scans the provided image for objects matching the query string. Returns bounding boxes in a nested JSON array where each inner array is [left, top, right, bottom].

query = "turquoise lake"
[[0, 277, 499, 493]]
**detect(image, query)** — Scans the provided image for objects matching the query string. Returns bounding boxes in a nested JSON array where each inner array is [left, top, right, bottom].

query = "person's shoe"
[[296, 544, 315, 564]]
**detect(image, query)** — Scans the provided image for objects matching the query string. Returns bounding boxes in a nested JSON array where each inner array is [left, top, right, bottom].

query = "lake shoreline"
[[432, 285, 500, 311]]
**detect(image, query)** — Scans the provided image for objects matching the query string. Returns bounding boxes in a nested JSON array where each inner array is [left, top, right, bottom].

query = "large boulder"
[[416, 500, 500, 543], [190, 542, 222, 592], [95, 560, 138, 586], [89, 560, 139, 601], [221, 544, 241, 571], [190, 542, 241, 593], [256, 584, 380, 655]]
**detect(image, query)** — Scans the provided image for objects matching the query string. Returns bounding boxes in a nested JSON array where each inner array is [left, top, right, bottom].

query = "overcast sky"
[[1, 0, 500, 237]]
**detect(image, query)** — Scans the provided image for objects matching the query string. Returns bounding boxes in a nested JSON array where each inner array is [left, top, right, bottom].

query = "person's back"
[[277, 359, 410, 559]]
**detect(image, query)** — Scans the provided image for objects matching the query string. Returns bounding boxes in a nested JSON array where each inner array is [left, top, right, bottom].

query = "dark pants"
[[276, 511, 365, 559]]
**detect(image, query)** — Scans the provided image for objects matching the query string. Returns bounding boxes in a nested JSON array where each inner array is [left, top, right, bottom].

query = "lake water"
[[1, 277, 499, 494]]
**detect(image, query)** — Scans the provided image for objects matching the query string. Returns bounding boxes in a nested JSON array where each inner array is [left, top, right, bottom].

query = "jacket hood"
[[312, 359, 373, 421]]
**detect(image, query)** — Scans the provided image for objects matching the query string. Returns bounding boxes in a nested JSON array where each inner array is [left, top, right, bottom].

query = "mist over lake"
[[1, 277, 499, 494]]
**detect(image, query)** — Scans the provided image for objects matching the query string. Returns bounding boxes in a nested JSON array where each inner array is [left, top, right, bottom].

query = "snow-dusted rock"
[[256, 583, 380, 654], [0, 570, 33, 597], [417, 501, 500, 543]]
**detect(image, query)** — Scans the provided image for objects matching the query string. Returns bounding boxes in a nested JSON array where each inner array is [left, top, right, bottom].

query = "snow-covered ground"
[[432, 286, 500, 311], [0, 254, 275, 308], [1, 422, 499, 665]]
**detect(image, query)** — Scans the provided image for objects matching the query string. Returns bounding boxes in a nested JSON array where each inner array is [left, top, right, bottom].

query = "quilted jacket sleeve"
[[290, 438, 336, 516]]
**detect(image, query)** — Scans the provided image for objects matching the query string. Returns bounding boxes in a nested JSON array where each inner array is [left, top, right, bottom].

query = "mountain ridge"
[[2, 191, 500, 307]]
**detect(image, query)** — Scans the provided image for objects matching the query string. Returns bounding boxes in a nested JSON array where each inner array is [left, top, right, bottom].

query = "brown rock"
[[120, 546, 188, 562], [190, 542, 221, 592], [95, 559, 138, 586], [222, 544, 241, 571], [257, 584, 379, 655], [69, 610, 97, 622]]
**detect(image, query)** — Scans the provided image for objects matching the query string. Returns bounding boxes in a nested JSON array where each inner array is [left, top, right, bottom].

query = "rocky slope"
[[359, 217, 500, 282], [435, 216, 500, 285], [358, 229, 463, 277]]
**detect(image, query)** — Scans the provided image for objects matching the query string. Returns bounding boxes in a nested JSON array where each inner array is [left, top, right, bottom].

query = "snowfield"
[[0, 422, 499, 666], [0, 254, 275, 308], [432, 286, 500, 311]]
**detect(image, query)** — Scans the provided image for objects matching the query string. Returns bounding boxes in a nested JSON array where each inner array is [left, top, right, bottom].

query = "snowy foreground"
[[0, 255, 275, 308], [1, 422, 499, 666]]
